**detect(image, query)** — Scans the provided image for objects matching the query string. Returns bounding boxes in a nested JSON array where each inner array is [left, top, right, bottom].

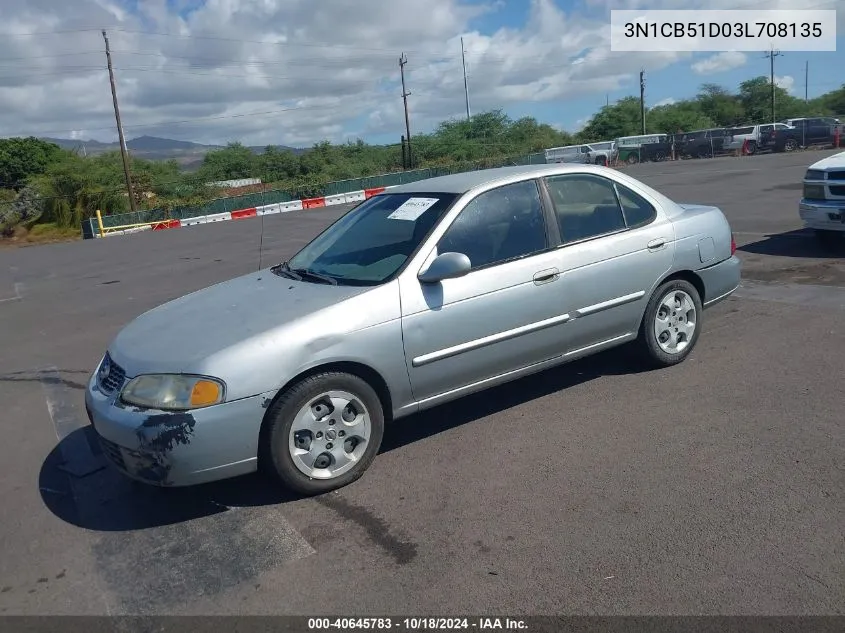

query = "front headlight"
[[120, 374, 225, 410], [803, 183, 826, 201]]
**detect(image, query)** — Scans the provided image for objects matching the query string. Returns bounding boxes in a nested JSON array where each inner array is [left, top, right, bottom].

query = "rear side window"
[[544, 174, 626, 243], [615, 182, 657, 228]]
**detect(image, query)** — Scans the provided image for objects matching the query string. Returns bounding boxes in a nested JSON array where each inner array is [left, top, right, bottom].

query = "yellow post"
[[95, 209, 105, 238]]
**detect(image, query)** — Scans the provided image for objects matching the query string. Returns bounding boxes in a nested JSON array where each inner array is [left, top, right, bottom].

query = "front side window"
[[436, 180, 548, 270], [285, 192, 458, 285]]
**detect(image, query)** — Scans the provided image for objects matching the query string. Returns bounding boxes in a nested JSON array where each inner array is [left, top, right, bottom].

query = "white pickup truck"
[[799, 150, 845, 246]]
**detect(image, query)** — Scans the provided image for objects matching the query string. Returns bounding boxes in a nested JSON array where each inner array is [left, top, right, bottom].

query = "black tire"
[[260, 371, 385, 495], [784, 138, 798, 152], [745, 141, 757, 155], [637, 279, 703, 368]]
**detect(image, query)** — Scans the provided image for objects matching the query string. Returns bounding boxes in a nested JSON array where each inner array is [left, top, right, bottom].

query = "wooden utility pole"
[[639, 70, 646, 134], [765, 47, 782, 122], [399, 53, 412, 169], [805, 60, 809, 102], [103, 29, 137, 213], [461, 37, 471, 121]]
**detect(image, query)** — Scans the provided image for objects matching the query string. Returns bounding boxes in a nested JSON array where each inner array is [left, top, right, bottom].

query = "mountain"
[[36, 135, 305, 171]]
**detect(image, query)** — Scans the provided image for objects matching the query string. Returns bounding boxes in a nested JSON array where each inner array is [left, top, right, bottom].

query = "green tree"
[[0, 137, 64, 190], [198, 142, 257, 180], [579, 97, 643, 141], [696, 84, 745, 126]]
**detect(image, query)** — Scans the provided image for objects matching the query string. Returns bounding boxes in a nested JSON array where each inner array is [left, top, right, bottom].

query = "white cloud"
[[652, 97, 676, 107], [691, 52, 748, 75], [775, 75, 796, 93], [0, 0, 837, 147]]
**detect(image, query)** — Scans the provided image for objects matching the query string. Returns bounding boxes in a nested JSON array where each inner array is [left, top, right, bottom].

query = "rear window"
[[732, 127, 754, 135]]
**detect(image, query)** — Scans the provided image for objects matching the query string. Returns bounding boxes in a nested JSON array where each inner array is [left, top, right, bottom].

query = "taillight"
[[731, 233, 736, 255]]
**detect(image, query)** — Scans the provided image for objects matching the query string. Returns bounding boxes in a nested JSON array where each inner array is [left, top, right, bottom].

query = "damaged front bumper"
[[84, 371, 274, 487]]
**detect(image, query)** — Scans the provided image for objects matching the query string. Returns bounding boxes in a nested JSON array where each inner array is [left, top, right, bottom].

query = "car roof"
[[385, 164, 616, 195]]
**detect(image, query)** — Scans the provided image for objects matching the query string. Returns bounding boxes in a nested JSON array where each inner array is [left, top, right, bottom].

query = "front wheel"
[[637, 280, 703, 368], [261, 372, 385, 495]]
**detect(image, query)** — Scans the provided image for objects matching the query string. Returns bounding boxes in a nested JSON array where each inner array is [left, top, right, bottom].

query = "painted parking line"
[[0, 282, 23, 303], [39, 366, 105, 479], [38, 364, 316, 614]]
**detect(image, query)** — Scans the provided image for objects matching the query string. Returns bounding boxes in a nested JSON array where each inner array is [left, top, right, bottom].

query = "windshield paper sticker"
[[387, 197, 440, 221]]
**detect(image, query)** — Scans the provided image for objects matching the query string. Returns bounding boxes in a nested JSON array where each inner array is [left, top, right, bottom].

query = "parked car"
[[586, 141, 618, 166], [85, 164, 741, 495], [799, 150, 845, 246], [616, 134, 667, 163], [774, 117, 841, 151], [545, 144, 592, 164], [757, 122, 796, 152], [678, 128, 731, 158], [638, 134, 681, 162]]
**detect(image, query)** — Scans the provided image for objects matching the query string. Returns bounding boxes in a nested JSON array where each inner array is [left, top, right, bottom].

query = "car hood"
[[108, 270, 372, 375], [808, 150, 845, 171]]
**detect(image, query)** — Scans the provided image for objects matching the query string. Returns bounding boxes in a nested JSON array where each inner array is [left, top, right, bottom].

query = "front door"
[[540, 172, 675, 354], [399, 179, 571, 404]]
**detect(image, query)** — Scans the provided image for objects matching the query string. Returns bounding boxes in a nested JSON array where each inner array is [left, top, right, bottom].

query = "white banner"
[[610, 10, 837, 52]]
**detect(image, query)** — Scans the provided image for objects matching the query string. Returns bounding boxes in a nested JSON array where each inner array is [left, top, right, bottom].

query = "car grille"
[[97, 352, 126, 394], [827, 170, 845, 181], [828, 185, 845, 197], [98, 436, 126, 471]]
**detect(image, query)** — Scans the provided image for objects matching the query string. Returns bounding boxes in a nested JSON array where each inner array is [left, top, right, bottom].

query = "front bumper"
[[84, 371, 274, 487], [799, 200, 845, 232]]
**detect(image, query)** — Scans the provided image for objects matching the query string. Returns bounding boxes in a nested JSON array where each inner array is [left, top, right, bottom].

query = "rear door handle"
[[533, 268, 560, 284], [647, 238, 667, 251]]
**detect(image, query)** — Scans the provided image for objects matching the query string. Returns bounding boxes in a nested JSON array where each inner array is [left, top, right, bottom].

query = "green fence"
[[84, 151, 547, 238]]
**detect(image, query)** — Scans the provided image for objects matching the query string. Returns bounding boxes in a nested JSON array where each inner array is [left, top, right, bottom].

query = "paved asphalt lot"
[[0, 150, 843, 617]]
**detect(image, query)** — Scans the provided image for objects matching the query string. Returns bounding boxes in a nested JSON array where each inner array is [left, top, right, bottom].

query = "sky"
[[0, 0, 842, 148]]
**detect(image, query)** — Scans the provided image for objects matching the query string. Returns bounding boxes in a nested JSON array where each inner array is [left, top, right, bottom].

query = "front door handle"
[[647, 238, 667, 251], [533, 268, 560, 284]]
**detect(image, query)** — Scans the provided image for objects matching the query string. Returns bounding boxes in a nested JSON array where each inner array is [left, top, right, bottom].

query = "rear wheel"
[[783, 138, 798, 152], [637, 280, 703, 367], [260, 372, 385, 495]]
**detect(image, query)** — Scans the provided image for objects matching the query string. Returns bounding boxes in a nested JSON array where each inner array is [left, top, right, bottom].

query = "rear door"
[[540, 173, 675, 354]]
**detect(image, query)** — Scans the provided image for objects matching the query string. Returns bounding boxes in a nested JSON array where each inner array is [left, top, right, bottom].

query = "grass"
[[0, 222, 81, 247]]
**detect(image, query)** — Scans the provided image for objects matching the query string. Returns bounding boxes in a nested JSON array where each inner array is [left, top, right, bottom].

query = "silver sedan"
[[85, 164, 741, 495]]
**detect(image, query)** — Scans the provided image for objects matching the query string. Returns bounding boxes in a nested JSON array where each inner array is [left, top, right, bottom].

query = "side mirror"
[[417, 252, 472, 284]]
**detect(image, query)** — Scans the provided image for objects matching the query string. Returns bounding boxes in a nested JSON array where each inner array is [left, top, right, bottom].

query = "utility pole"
[[639, 70, 646, 134], [399, 53, 412, 169], [103, 29, 137, 213], [461, 37, 471, 121], [805, 60, 809, 102], [765, 47, 782, 122]]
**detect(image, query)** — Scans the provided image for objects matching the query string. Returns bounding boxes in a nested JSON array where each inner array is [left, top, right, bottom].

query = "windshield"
[[284, 192, 459, 285]]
